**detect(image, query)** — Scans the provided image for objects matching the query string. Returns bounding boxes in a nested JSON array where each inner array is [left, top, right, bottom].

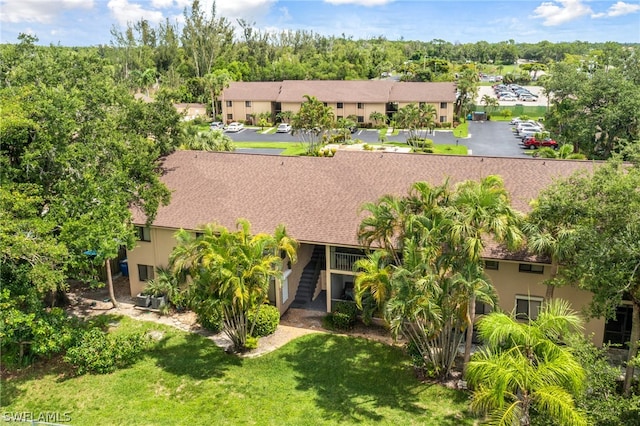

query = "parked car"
[[522, 136, 558, 150], [520, 95, 537, 102], [225, 122, 244, 132], [210, 122, 224, 130], [276, 123, 292, 133]]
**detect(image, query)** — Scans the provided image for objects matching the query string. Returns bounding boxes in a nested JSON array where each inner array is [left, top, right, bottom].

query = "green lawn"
[[1, 316, 476, 425], [233, 141, 307, 156]]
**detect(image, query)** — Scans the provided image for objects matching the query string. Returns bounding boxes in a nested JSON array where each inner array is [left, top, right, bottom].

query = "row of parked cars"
[[210, 122, 245, 132], [510, 117, 558, 150], [493, 84, 538, 102]]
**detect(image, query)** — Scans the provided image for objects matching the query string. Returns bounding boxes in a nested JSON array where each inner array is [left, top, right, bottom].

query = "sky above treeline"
[[1, 0, 639, 46]]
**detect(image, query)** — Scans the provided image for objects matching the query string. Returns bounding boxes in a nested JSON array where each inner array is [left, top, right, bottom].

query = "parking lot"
[[228, 121, 530, 158], [475, 85, 549, 107]]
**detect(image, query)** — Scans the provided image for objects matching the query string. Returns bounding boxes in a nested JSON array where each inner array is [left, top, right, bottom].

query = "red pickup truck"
[[522, 136, 558, 150]]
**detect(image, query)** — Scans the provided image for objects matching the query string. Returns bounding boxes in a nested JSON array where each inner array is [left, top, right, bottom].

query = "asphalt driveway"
[[226, 121, 528, 158]]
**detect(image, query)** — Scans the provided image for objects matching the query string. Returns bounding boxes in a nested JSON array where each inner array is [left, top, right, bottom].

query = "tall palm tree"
[[449, 176, 525, 368], [466, 299, 587, 426], [203, 69, 233, 119], [170, 219, 298, 351]]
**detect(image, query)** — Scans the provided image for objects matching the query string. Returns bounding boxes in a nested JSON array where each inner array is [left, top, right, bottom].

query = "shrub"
[[196, 308, 223, 333], [1, 289, 81, 367], [248, 304, 280, 337], [325, 301, 357, 330], [64, 328, 151, 375]]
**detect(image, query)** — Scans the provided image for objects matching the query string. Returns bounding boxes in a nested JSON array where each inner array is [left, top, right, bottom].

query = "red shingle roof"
[[135, 151, 597, 254]]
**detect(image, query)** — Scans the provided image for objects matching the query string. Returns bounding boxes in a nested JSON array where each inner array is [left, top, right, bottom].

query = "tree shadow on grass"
[[148, 332, 242, 380], [280, 333, 474, 424]]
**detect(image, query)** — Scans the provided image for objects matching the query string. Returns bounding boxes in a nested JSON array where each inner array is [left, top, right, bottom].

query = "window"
[[440, 102, 447, 109], [227, 113, 233, 120], [475, 301, 492, 315], [357, 103, 364, 109], [519, 263, 544, 274], [226, 100, 233, 107], [483, 260, 499, 270], [245, 101, 252, 107], [357, 116, 364, 123], [419, 102, 426, 108], [195, 232, 204, 239], [337, 115, 343, 120], [137, 264, 155, 282], [323, 102, 328, 107], [337, 102, 344, 109], [246, 113, 252, 122], [439, 115, 447, 123], [135, 226, 151, 242], [515, 296, 543, 320]]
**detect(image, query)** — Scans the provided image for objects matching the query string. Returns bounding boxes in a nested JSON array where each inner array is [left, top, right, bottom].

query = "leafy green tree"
[[466, 299, 587, 426], [170, 220, 298, 351], [291, 95, 334, 155], [532, 160, 640, 394], [0, 36, 171, 312], [180, 0, 234, 78]]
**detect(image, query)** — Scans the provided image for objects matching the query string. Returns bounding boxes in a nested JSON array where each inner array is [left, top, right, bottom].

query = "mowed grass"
[[1, 316, 476, 426]]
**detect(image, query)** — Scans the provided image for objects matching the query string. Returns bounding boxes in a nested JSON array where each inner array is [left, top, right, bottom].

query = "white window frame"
[[282, 269, 292, 303]]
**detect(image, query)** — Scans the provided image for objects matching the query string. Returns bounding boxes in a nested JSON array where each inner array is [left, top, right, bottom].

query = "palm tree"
[[353, 249, 393, 310], [481, 94, 499, 116], [536, 144, 587, 159], [180, 124, 235, 151], [170, 219, 298, 351], [203, 69, 233, 119], [448, 175, 525, 368], [369, 111, 387, 127], [291, 95, 334, 155], [466, 299, 587, 426], [522, 221, 576, 300], [356, 178, 523, 378]]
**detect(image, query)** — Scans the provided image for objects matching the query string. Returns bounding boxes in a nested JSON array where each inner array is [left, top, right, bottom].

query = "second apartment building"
[[220, 80, 457, 125]]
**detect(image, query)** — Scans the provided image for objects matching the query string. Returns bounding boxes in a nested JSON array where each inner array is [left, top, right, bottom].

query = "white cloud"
[[324, 0, 393, 5], [532, 0, 592, 26], [0, 0, 93, 23], [107, 0, 164, 26], [593, 1, 640, 18], [151, 0, 174, 8]]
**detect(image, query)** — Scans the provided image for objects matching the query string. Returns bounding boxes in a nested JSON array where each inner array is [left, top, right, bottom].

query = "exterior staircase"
[[291, 246, 325, 308]]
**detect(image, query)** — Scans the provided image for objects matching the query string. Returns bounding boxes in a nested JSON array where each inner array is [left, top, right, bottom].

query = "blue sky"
[[1, 0, 639, 46]]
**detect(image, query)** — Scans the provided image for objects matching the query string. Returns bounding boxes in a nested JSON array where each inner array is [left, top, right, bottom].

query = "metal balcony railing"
[[330, 252, 366, 271]]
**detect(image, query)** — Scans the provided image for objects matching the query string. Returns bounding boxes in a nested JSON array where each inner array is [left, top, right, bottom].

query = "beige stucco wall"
[[127, 227, 605, 345], [486, 260, 605, 345], [224, 100, 272, 124], [127, 227, 179, 296]]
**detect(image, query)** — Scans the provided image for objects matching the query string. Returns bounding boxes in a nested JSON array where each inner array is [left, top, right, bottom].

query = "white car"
[[276, 123, 292, 133], [225, 122, 244, 132]]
